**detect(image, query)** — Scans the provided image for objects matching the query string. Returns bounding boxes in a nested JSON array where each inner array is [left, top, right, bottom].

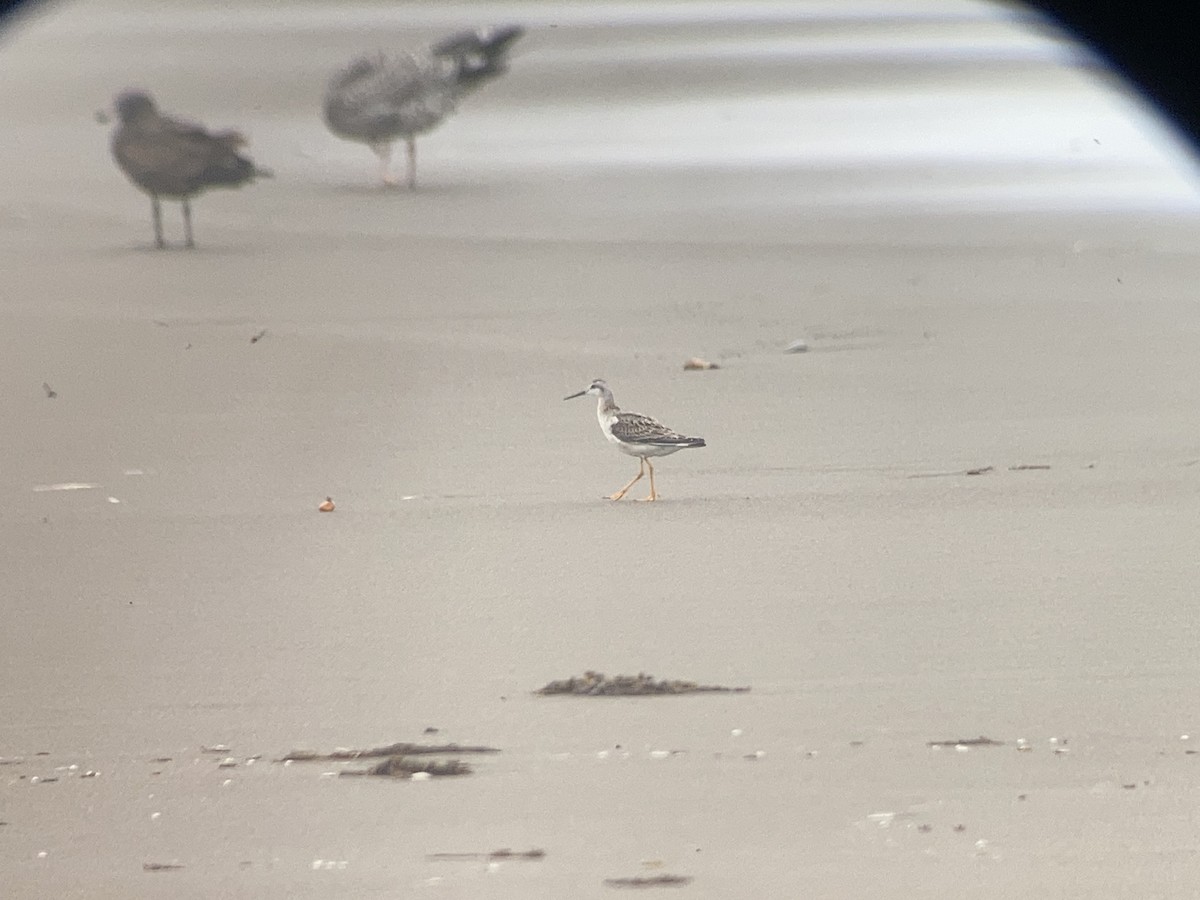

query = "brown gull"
[[323, 25, 524, 188], [110, 90, 271, 249]]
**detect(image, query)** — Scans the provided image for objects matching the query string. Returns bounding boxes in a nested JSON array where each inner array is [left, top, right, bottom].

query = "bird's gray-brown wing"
[[113, 115, 258, 196], [324, 52, 455, 142], [611, 411, 703, 446]]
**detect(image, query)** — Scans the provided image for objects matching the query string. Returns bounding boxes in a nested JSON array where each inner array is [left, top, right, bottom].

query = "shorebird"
[[564, 380, 706, 502], [323, 24, 524, 188], [110, 90, 271, 249]]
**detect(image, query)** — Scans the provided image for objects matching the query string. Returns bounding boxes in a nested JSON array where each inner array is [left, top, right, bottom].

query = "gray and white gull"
[[323, 25, 524, 188]]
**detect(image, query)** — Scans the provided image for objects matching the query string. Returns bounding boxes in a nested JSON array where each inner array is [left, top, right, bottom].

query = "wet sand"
[[3, 1, 1200, 897]]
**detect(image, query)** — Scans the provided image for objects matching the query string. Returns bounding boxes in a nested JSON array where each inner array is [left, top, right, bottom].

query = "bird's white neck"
[[595, 392, 618, 431]]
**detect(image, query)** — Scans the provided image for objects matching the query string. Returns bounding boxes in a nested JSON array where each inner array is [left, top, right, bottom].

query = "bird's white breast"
[[597, 406, 621, 445]]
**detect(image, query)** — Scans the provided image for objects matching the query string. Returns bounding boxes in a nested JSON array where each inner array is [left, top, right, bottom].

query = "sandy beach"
[[3, 1, 1200, 897]]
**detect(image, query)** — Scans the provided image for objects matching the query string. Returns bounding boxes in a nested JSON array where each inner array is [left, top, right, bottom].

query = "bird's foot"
[[606, 491, 628, 501], [634, 494, 659, 502]]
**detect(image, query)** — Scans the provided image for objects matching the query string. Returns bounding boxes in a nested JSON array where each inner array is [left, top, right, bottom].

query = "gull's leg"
[[151, 195, 165, 249], [372, 142, 397, 187], [635, 459, 659, 502], [182, 197, 194, 249], [608, 458, 644, 501], [405, 137, 417, 190]]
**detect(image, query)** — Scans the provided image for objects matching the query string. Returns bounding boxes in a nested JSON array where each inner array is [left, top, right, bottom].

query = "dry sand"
[[3, 1, 1200, 897]]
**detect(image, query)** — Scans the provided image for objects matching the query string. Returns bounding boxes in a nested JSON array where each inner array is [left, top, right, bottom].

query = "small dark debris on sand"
[[250, 329, 267, 344], [927, 736, 1004, 747], [428, 848, 546, 862], [340, 756, 471, 778], [909, 466, 994, 479], [536, 672, 749, 696], [1009, 464, 1051, 471], [143, 862, 185, 872], [42, 382, 57, 399], [605, 874, 693, 889], [280, 741, 499, 762]]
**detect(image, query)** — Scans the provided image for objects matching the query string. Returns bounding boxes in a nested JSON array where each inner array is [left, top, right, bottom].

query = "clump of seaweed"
[[604, 874, 693, 888], [339, 756, 472, 779], [926, 736, 1004, 748], [536, 671, 749, 697], [278, 742, 499, 763], [428, 849, 546, 862]]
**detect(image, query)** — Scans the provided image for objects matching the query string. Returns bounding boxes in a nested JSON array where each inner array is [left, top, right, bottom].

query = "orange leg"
[[634, 459, 658, 502], [608, 458, 645, 501]]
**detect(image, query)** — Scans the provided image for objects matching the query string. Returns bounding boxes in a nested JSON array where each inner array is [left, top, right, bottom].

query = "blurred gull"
[[109, 91, 271, 249], [323, 25, 524, 188]]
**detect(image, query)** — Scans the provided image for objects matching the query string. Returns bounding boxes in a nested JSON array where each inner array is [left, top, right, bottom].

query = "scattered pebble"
[[784, 339, 809, 353], [218, 758, 238, 768], [318, 496, 335, 512], [682, 357, 719, 370]]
